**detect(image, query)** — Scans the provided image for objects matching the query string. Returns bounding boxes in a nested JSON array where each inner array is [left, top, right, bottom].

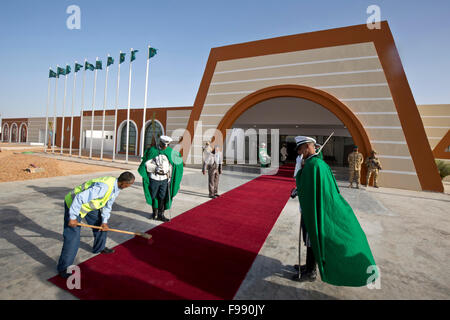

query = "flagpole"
[[60, 66, 68, 155], [141, 45, 150, 158], [78, 59, 87, 158], [89, 57, 99, 159], [100, 54, 110, 160], [69, 63, 77, 156], [112, 51, 121, 162], [45, 70, 51, 152], [52, 65, 59, 153], [125, 49, 133, 164]]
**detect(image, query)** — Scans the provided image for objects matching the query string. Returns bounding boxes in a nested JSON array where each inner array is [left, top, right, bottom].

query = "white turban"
[[295, 136, 316, 150], [160, 135, 173, 145]]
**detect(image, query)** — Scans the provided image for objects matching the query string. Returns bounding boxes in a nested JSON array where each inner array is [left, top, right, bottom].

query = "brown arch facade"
[[216, 84, 372, 181], [183, 21, 443, 192]]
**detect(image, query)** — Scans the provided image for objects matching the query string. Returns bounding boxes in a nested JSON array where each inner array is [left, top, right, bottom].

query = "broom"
[[76, 222, 152, 241]]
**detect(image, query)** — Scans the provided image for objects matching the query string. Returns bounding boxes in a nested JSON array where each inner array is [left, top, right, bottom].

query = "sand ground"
[[0, 147, 116, 183]]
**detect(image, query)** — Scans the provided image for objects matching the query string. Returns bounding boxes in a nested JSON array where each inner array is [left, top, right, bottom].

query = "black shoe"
[[151, 208, 158, 220], [209, 195, 215, 198], [158, 212, 170, 222], [214, 194, 220, 198], [59, 271, 71, 279], [298, 270, 317, 282], [101, 247, 115, 254]]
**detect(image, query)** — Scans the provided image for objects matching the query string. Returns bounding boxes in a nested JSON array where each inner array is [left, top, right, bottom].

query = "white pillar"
[[89, 57, 99, 159], [69, 64, 77, 156]]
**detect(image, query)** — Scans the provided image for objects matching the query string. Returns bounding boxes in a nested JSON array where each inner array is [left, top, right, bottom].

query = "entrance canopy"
[[182, 21, 442, 192]]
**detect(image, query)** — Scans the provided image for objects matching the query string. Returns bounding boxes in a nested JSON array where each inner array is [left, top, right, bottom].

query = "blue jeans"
[[57, 201, 108, 273]]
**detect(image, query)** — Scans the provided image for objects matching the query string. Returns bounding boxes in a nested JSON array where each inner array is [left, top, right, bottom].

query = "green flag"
[[49, 69, 57, 78], [149, 47, 158, 59], [107, 56, 114, 67], [130, 49, 139, 62], [65, 65, 71, 75], [57, 66, 66, 77], [85, 61, 95, 71], [119, 53, 126, 64], [75, 63, 83, 72], [95, 60, 102, 70]]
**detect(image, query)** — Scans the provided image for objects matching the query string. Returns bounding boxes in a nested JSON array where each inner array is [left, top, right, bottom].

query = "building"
[[2, 22, 449, 192]]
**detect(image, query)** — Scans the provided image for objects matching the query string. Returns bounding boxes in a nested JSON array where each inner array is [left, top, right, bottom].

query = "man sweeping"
[[138, 135, 183, 222], [57, 171, 136, 279], [293, 136, 378, 286]]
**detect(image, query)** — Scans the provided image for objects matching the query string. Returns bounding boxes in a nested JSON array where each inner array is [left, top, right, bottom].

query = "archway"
[[117, 120, 138, 155], [143, 119, 164, 151], [217, 85, 371, 156], [2, 123, 9, 142], [10, 123, 18, 143], [19, 123, 27, 143], [216, 84, 372, 181]]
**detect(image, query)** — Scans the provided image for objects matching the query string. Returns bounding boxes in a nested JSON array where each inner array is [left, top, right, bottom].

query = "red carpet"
[[48, 165, 295, 299]]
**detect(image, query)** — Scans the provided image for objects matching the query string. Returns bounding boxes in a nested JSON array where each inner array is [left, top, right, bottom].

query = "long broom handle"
[[76, 222, 145, 237]]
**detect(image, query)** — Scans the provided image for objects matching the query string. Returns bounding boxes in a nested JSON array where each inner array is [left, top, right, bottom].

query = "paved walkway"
[[0, 163, 449, 299]]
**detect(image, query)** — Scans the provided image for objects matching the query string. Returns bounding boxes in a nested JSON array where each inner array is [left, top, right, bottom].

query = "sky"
[[0, 0, 449, 119]]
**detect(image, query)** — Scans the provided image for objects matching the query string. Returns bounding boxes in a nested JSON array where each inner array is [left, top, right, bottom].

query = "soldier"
[[348, 145, 364, 188], [365, 150, 382, 188]]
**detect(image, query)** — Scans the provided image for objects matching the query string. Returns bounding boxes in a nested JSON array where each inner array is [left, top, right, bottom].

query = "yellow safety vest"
[[64, 176, 116, 218]]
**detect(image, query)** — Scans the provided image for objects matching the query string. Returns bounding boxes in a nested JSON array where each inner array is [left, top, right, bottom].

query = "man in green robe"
[[294, 136, 378, 286], [138, 135, 183, 222]]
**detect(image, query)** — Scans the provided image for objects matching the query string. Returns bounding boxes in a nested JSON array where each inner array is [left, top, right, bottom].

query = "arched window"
[[2, 124, 9, 142], [144, 120, 164, 151], [19, 123, 27, 143], [119, 121, 137, 154], [11, 123, 18, 143]]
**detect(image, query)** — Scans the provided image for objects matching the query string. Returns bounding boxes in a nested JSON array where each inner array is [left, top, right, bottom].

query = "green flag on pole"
[[149, 47, 158, 59], [85, 61, 95, 71], [49, 69, 57, 78], [57, 66, 66, 77], [107, 56, 114, 66], [131, 49, 139, 62], [119, 53, 126, 64], [75, 63, 83, 72], [65, 65, 71, 75], [95, 60, 102, 70]]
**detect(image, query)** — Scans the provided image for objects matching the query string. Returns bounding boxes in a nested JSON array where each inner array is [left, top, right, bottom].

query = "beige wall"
[[417, 104, 450, 151], [28, 117, 46, 143], [166, 109, 191, 141]]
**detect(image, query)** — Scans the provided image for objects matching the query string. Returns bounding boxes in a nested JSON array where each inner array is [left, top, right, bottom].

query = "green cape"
[[296, 155, 378, 287], [138, 146, 184, 209]]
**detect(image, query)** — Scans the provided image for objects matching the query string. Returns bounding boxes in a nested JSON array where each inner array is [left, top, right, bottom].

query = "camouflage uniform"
[[365, 152, 382, 187], [348, 150, 364, 188]]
